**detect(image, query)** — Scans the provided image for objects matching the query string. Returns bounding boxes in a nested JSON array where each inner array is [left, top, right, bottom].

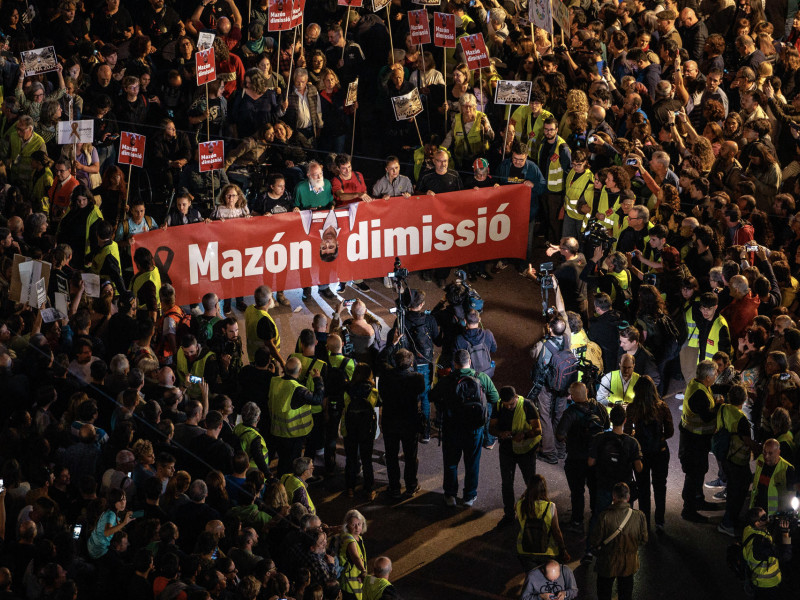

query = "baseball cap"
[[472, 158, 489, 172]]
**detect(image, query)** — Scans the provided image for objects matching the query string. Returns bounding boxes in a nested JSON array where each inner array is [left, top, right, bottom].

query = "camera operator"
[[209, 317, 243, 398], [742, 506, 793, 598], [531, 315, 571, 465], [581, 247, 633, 319], [589, 293, 627, 374], [386, 289, 441, 443], [749, 439, 799, 518], [529, 237, 588, 320]]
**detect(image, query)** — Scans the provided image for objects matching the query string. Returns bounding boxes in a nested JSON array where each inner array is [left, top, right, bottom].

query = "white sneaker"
[[676, 393, 685, 400], [463, 495, 477, 507], [444, 495, 457, 507]]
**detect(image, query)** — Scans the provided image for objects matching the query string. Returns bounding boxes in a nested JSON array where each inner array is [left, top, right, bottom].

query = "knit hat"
[[472, 158, 489, 172]]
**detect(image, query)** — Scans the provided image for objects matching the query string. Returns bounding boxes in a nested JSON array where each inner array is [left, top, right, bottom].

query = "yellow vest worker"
[[269, 377, 313, 439], [233, 422, 269, 472], [289, 352, 326, 415], [452, 110, 490, 167], [281, 472, 316, 514], [244, 303, 281, 364], [515, 498, 560, 558], [538, 136, 568, 193], [175, 343, 216, 401], [685, 303, 730, 363], [681, 377, 717, 435], [607, 370, 639, 413], [131, 266, 162, 314], [564, 169, 593, 221], [743, 525, 782, 590], [510, 102, 553, 157], [750, 445, 793, 516]]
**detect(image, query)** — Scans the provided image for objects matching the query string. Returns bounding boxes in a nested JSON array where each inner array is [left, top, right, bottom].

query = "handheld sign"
[[268, 0, 305, 32], [345, 79, 359, 107], [196, 48, 216, 85], [338, 0, 363, 5], [495, 80, 533, 105], [459, 33, 490, 70], [198, 141, 224, 172], [552, 0, 570, 36], [433, 12, 456, 48], [391, 88, 424, 121], [197, 31, 215, 51], [408, 9, 431, 45], [372, 0, 390, 9], [20, 46, 58, 76], [529, 0, 554, 35], [118, 132, 146, 167], [412, 0, 441, 5], [56, 120, 94, 145]]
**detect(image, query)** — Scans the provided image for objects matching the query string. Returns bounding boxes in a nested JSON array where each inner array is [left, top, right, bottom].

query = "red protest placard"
[[196, 48, 216, 85], [198, 141, 224, 172], [338, 0, 363, 5], [433, 12, 456, 48], [119, 132, 145, 168], [408, 9, 431, 45], [459, 33, 490, 70], [267, 0, 305, 32]]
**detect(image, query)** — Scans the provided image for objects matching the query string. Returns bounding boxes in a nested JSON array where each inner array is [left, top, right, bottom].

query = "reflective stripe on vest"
[[716, 404, 750, 466], [608, 371, 638, 413], [244, 304, 281, 363], [598, 187, 617, 229], [685, 306, 699, 348], [176, 347, 215, 400], [743, 526, 782, 588], [453, 112, 489, 164], [681, 378, 716, 435], [511, 395, 540, 454], [269, 377, 313, 438], [280, 473, 316, 514], [750, 457, 791, 516], [362, 576, 391, 600], [564, 169, 593, 221], [540, 137, 567, 192], [289, 353, 325, 414], [131, 267, 162, 313], [233, 423, 269, 470], [702, 316, 728, 362]]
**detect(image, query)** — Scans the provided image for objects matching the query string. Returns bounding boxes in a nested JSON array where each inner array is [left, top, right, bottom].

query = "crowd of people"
[[3, 0, 800, 598]]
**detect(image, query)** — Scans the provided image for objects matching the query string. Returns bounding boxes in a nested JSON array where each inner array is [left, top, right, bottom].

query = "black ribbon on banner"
[[153, 246, 175, 285]]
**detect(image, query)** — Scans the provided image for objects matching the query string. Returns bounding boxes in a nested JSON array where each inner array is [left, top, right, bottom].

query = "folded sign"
[[130, 185, 530, 305]]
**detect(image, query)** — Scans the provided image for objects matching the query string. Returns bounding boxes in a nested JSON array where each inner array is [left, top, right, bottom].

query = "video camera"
[[454, 269, 484, 313], [574, 345, 601, 397], [768, 497, 800, 534], [582, 217, 616, 258]]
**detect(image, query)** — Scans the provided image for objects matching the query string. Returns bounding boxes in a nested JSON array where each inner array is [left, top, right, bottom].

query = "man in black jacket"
[[589, 293, 626, 374], [378, 348, 426, 499], [617, 326, 661, 389], [556, 382, 610, 530]]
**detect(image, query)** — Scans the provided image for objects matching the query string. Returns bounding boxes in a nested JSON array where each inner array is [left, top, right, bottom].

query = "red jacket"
[[721, 292, 760, 344], [731, 222, 754, 246]]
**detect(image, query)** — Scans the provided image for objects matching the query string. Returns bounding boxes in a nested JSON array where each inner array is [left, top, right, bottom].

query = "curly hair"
[[566, 89, 589, 114]]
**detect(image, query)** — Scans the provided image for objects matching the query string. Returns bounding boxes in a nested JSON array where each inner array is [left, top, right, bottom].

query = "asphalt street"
[[233, 263, 798, 600]]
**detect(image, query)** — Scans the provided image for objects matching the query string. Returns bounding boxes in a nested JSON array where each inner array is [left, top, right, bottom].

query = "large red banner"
[[130, 186, 529, 304], [268, 0, 305, 32]]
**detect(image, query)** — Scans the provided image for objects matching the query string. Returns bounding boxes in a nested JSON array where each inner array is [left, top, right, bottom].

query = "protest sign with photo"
[[118, 132, 146, 167], [21, 46, 58, 76], [345, 79, 358, 107], [338, 0, 363, 5], [495, 80, 533, 105], [199, 141, 224, 172], [196, 48, 216, 85], [56, 120, 94, 145], [130, 186, 530, 304], [433, 12, 456, 48], [391, 88, 424, 121], [197, 31, 215, 51], [412, 0, 441, 5], [459, 34, 490, 70], [552, 0, 570, 35], [529, 0, 553, 34], [372, 0, 390, 10], [10, 256, 51, 305], [268, 0, 305, 31], [408, 9, 431, 45]]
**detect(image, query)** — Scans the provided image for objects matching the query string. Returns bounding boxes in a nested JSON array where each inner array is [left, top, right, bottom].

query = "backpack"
[[579, 405, 606, 447], [159, 306, 196, 347], [610, 271, 634, 314], [635, 419, 665, 455], [657, 313, 681, 361], [727, 534, 757, 581], [583, 340, 604, 372], [195, 314, 219, 345], [711, 427, 732, 462], [544, 341, 579, 394], [406, 318, 434, 361], [520, 501, 553, 555], [344, 384, 377, 442], [464, 332, 492, 375], [453, 375, 488, 430], [597, 434, 634, 489], [326, 356, 353, 411]]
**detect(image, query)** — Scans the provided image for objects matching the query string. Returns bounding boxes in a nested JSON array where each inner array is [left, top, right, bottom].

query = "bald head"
[[680, 7, 698, 25], [373, 557, 393, 579], [351, 299, 366, 318], [285, 356, 302, 377], [589, 105, 606, 124], [205, 520, 225, 538], [721, 140, 739, 159], [544, 560, 561, 582], [763, 438, 780, 466]]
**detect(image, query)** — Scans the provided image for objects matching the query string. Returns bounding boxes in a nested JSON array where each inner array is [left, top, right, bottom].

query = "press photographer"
[[742, 505, 793, 598], [528, 237, 588, 320]]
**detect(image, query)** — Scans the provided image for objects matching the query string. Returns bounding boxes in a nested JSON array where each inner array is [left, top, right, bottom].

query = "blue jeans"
[[442, 424, 483, 501], [416, 363, 431, 438]]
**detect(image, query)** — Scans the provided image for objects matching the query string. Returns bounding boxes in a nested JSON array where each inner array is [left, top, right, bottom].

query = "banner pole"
[[300, 15, 304, 59], [118, 163, 131, 232], [277, 30, 281, 70], [502, 116, 510, 163], [350, 106, 357, 157], [387, 6, 394, 64], [210, 168, 215, 206], [413, 116, 424, 147], [342, 7, 350, 63], [205, 83, 210, 142], [443, 50, 448, 137], [286, 25, 297, 102]]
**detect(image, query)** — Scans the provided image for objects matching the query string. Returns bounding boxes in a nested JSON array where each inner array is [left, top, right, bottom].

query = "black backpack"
[[464, 333, 492, 375], [406, 319, 434, 361], [544, 341, 579, 394], [344, 383, 377, 442], [597, 434, 634, 488], [521, 502, 554, 554], [453, 375, 488, 430], [579, 405, 606, 447], [727, 534, 757, 581], [325, 356, 353, 411], [609, 271, 633, 314]]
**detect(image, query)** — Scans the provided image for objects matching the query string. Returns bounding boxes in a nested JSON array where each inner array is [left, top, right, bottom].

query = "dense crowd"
[[3, 0, 800, 598]]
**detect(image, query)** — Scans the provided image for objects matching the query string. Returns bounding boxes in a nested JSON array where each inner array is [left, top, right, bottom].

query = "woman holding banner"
[[211, 184, 251, 315], [442, 93, 494, 169]]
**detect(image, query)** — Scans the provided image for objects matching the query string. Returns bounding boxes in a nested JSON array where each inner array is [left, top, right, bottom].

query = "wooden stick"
[[277, 30, 281, 68], [443, 50, 448, 137], [387, 6, 394, 64], [205, 83, 210, 142], [501, 117, 510, 163], [342, 6, 350, 63], [286, 25, 297, 102], [300, 16, 304, 59], [350, 106, 357, 157], [413, 116, 424, 147]]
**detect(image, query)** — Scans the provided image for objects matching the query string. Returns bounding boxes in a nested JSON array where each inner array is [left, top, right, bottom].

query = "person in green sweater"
[[294, 160, 334, 210]]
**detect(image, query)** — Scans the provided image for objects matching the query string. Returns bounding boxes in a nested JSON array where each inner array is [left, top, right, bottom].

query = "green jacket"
[[226, 503, 272, 533]]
